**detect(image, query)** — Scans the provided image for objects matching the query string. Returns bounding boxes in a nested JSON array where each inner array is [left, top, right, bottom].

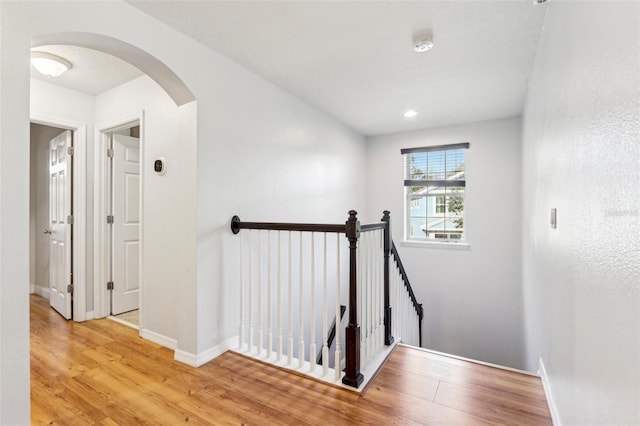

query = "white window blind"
[[401, 143, 469, 242]]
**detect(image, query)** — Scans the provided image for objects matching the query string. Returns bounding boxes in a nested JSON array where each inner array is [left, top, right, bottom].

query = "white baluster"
[[335, 234, 342, 381], [381, 232, 385, 346], [406, 288, 410, 344], [372, 231, 377, 352], [357, 232, 363, 363], [310, 232, 316, 373], [360, 232, 367, 364], [287, 231, 293, 365], [298, 232, 305, 369], [257, 231, 263, 356], [322, 232, 329, 376], [367, 232, 372, 359], [415, 308, 419, 346], [392, 262, 396, 339], [371, 231, 377, 355], [403, 286, 407, 344], [391, 264, 397, 339], [375, 231, 381, 350], [412, 304, 417, 346], [372, 231, 378, 353], [277, 231, 283, 362], [400, 285, 405, 344], [238, 232, 244, 350], [267, 230, 272, 359], [248, 231, 253, 352], [398, 270, 403, 340]]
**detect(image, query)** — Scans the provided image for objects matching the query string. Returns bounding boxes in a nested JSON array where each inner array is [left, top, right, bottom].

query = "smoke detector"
[[413, 33, 434, 53]]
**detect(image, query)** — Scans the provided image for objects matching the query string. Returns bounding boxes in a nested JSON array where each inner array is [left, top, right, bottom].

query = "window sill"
[[401, 240, 471, 250]]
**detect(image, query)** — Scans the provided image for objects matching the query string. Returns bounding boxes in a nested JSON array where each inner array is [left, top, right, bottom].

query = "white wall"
[[198, 70, 366, 356], [31, 73, 189, 345], [522, 2, 640, 425], [1, 2, 366, 420], [94, 75, 187, 344], [30, 79, 95, 309], [366, 117, 524, 369], [0, 3, 31, 422], [30, 123, 66, 293]]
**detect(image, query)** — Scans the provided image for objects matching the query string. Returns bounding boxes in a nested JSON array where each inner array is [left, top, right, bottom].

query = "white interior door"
[[48, 130, 73, 319], [111, 134, 141, 315]]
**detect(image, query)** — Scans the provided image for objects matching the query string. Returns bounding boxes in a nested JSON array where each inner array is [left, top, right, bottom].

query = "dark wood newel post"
[[382, 210, 394, 346], [342, 210, 364, 388]]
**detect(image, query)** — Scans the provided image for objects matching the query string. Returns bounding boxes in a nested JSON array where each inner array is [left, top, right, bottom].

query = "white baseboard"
[[108, 315, 140, 330], [140, 328, 177, 350], [34, 286, 50, 299], [30, 284, 35, 294], [538, 357, 561, 426], [85, 311, 95, 320], [174, 336, 237, 367], [400, 343, 539, 376]]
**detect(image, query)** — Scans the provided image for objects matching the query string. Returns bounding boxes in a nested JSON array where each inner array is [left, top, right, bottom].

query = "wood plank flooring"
[[111, 309, 140, 327], [30, 295, 552, 425]]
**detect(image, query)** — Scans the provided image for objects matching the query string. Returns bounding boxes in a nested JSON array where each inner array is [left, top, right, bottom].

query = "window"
[[435, 196, 446, 214], [402, 143, 469, 242]]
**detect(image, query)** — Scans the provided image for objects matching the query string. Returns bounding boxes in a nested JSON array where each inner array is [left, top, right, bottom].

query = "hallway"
[[30, 295, 551, 425]]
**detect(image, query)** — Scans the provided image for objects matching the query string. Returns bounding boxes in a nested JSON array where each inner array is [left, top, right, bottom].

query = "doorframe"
[[94, 111, 145, 329], [30, 113, 88, 322]]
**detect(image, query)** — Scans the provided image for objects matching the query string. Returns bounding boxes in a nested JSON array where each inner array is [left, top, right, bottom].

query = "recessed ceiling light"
[[413, 34, 434, 53], [404, 109, 418, 118], [31, 51, 72, 78]]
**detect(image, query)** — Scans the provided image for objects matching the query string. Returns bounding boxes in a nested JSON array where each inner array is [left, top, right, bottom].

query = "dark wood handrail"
[[360, 221, 386, 232], [231, 216, 345, 234]]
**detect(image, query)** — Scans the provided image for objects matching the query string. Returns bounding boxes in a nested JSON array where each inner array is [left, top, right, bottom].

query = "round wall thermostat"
[[154, 158, 166, 175]]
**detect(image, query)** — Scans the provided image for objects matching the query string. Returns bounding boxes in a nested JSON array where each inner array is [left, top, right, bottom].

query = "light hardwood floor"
[[111, 309, 140, 327], [30, 295, 552, 425]]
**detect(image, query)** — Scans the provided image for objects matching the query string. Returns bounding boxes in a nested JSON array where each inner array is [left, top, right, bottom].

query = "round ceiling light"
[[31, 51, 72, 78], [413, 34, 434, 53], [403, 109, 418, 118]]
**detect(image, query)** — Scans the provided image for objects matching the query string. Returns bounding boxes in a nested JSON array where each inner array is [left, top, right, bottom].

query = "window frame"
[[435, 196, 446, 214], [402, 143, 469, 245]]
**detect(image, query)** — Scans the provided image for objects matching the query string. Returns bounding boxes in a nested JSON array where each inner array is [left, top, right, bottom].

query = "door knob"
[[44, 229, 52, 234]]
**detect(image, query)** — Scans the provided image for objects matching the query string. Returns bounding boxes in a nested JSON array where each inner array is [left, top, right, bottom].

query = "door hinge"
[[107, 281, 114, 290], [67, 215, 74, 225], [67, 284, 74, 294], [107, 215, 114, 224], [68, 146, 75, 156], [107, 148, 114, 158]]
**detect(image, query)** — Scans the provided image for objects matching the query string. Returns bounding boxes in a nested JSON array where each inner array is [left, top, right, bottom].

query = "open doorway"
[[28, 35, 197, 354], [105, 123, 142, 329], [30, 123, 73, 319]]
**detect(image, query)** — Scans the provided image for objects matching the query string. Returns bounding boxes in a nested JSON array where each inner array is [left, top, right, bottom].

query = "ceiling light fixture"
[[403, 109, 418, 118], [413, 33, 434, 53], [31, 51, 72, 78]]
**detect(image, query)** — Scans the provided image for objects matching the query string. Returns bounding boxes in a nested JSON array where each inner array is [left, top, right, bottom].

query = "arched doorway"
[[29, 34, 197, 341]]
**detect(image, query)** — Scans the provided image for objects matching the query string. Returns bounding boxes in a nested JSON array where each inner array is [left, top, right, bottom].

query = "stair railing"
[[391, 241, 423, 347], [230, 210, 422, 389]]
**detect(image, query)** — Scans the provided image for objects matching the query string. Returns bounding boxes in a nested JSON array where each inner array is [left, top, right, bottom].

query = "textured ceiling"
[[126, 0, 549, 136], [30, 44, 143, 95]]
